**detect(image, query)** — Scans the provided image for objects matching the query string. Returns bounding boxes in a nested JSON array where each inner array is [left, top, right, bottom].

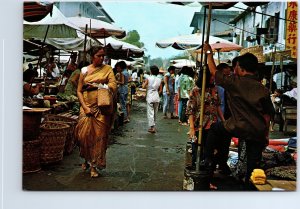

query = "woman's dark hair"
[[118, 61, 127, 69], [150, 65, 159, 76], [238, 53, 258, 73], [137, 68, 144, 76], [180, 66, 188, 75], [168, 65, 176, 73], [216, 63, 230, 71], [196, 68, 214, 88], [78, 61, 90, 69], [89, 46, 104, 57], [185, 66, 194, 78]]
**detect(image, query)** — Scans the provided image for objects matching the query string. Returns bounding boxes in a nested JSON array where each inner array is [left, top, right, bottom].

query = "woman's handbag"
[[97, 88, 113, 115]]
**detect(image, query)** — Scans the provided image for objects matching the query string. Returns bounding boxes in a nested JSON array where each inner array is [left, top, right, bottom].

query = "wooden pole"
[[37, 24, 50, 77], [196, 3, 212, 172], [83, 24, 88, 63], [199, 7, 207, 71]]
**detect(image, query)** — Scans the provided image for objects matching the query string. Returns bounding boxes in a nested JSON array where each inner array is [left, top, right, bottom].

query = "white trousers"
[[147, 102, 159, 127]]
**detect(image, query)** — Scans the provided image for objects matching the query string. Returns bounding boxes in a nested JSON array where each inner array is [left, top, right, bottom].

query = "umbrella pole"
[[218, 50, 220, 64], [196, 3, 212, 173], [270, 46, 276, 93], [83, 24, 88, 63], [280, 54, 283, 90], [37, 24, 50, 77], [199, 7, 207, 72]]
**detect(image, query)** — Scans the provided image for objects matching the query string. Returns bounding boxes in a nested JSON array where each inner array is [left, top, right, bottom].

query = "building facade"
[[230, 2, 287, 52], [190, 8, 240, 42], [55, 2, 114, 23]]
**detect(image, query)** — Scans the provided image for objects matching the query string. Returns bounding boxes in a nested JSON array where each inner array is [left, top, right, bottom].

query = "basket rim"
[[44, 114, 78, 122], [40, 121, 70, 130]]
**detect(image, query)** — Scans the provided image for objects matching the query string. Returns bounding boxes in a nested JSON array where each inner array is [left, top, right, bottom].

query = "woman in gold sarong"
[[75, 46, 117, 177]]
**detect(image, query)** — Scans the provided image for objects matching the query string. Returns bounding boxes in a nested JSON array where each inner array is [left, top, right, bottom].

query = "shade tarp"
[[24, 1, 53, 22], [170, 59, 196, 68], [98, 37, 144, 59], [68, 16, 126, 38], [156, 32, 232, 50], [24, 5, 80, 39], [44, 31, 100, 51]]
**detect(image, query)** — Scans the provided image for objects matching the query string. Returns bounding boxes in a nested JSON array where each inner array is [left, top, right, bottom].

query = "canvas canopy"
[[24, 5, 81, 39]]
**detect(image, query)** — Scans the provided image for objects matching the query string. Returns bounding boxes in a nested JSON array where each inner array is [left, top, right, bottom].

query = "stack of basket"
[[23, 111, 43, 173], [23, 139, 42, 173], [39, 121, 70, 164], [43, 114, 78, 155]]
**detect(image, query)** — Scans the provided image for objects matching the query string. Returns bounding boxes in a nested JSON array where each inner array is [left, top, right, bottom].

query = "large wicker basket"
[[23, 139, 41, 173], [39, 121, 70, 164], [43, 114, 78, 155]]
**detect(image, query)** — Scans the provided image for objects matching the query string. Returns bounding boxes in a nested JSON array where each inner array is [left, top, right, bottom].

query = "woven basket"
[[23, 139, 41, 173], [39, 121, 70, 164], [44, 114, 78, 155]]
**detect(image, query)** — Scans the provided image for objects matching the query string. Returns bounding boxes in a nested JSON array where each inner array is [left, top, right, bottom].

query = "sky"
[[101, 1, 202, 59]]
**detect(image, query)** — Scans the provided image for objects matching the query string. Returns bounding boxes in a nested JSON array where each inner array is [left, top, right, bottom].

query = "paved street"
[[23, 100, 296, 191], [23, 101, 189, 191]]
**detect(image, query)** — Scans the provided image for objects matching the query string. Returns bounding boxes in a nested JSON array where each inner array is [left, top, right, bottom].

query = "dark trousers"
[[191, 129, 208, 166], [204, 122, 265, 184], [180, 98, 189, 123]]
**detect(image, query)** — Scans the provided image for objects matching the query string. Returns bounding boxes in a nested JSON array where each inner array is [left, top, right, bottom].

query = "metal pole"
[[280, 54, 284, 90], [196, 3, 212, 172], [270, 46, 276, 93]]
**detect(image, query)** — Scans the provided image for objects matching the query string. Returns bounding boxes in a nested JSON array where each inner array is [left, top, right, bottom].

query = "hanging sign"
[[285, 1, 298, 58]]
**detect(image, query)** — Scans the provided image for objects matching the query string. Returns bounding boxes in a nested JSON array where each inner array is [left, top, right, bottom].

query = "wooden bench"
[[253, 180, 296, 191]]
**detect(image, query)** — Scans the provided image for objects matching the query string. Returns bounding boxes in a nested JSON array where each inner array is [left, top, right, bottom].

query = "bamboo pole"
[[198, 7, 207, 72], [196, 3, 212, 172]]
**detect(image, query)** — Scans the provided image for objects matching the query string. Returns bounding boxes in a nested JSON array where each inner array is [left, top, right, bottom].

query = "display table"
[[253, 180, 296, 191]]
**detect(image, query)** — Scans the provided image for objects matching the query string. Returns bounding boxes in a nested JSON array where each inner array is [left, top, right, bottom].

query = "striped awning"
[[24, 1, 53, 22]]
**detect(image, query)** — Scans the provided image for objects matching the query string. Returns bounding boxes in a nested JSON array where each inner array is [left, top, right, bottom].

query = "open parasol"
[[24, 6, 80, 39], [156, 31, 232, 50], [195, 41, 243, 64], [67, 16, 126, 39], [98, 37, 144, 60]]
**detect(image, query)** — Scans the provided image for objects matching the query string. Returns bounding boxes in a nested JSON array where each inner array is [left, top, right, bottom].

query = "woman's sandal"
[[148, 128, 156, 133], [90, 167, 99, 178]]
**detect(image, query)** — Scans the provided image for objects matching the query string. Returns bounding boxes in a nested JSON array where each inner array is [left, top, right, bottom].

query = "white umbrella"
[[170, 59, 196, 68], [98, 37, 144, 54], [45, 31, 100, 52], [98, 37, 144, 59], [68, 16, 126, 38], [24, 5, 80, 39], [156, 31, 232, 50]]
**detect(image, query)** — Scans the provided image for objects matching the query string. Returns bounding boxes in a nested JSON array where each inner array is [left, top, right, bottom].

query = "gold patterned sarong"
[[74, 65, 116, 168]]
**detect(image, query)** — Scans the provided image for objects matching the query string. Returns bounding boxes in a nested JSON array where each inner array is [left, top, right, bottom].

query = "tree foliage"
[[122, 30, 145, 48]]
